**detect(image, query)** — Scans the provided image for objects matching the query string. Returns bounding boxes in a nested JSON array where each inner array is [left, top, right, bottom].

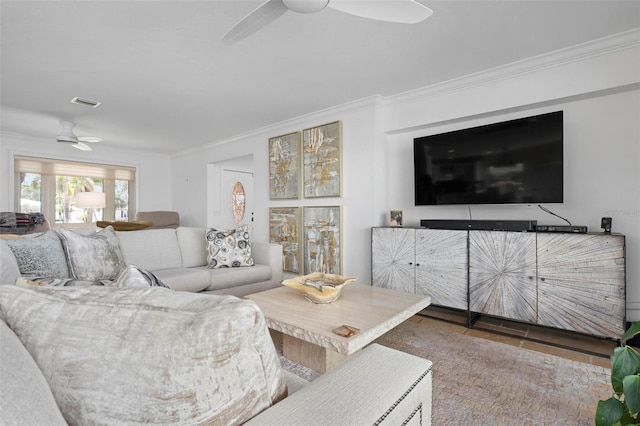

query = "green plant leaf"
[[596, 397, 625, 426], [612, 347, 640, 394], [618, 409, 636, 425], [623, 375, 640, 415], [622, 322, 640, 345]]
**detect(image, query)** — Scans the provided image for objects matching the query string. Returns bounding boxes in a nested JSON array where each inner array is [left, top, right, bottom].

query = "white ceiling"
[[2, 0, 639, 155]]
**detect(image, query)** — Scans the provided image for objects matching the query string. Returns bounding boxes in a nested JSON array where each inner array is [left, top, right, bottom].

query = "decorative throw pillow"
[[4, 230, 69, 278], [206, 225, 254, 268], [56, 226, 125, 280], [111, 265, 169, 289], [0, 285, 286, 425]]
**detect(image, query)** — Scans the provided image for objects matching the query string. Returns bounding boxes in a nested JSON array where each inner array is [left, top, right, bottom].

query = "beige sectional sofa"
[[0, 285, 433, 425], [0, 226, 282, 296], [114, 226, 283, 296]]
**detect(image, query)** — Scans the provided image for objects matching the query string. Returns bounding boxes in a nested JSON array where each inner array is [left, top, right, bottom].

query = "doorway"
[[207, 155, 254, 231]]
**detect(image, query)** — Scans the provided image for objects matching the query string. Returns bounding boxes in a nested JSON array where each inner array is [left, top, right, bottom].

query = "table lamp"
[[76, 191, 106, 223]]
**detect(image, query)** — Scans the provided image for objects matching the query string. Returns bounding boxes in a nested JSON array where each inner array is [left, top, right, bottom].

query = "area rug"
[[277, 318, 612, 426]]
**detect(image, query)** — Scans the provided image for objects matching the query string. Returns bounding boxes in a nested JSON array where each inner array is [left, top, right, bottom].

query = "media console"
[[371, 226, 626, 339]]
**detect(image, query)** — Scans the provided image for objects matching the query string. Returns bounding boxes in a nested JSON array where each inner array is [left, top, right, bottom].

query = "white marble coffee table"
[[246, 283, 430, 373]]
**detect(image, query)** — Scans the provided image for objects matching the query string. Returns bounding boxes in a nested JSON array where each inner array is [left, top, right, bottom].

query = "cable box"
[[535, 225, 587, 233]]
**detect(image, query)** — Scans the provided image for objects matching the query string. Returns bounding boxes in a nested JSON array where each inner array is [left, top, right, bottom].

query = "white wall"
[[171, 30, 640, 320], [379, 31, 640, 320], [172, 98, 380, 283], [385, 90, 639, 316], [0, 133, 173, 213]]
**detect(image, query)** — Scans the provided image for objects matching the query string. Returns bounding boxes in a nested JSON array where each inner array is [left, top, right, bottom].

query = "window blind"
[[14, 156, 135, 181]]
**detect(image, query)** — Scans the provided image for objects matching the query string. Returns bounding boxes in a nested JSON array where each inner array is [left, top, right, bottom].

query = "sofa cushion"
[[0, 240, 21, 285], [4, 230, 69, 278], [0, 320, 67, 426], [176, 226, 207, 268], [207, 264, 272, 291], [0, 285, 287, 425], [116, 228, 182, 270], [206, 225, 254, 268], [57, 226, 124, 280]]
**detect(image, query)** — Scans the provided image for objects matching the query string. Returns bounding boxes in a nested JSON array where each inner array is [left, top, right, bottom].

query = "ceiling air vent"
[[70, 97, 102, 108]]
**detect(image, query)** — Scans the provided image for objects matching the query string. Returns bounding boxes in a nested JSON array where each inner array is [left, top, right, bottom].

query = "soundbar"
[[420, 219, 537, 232], [535, 225, 588, 233]]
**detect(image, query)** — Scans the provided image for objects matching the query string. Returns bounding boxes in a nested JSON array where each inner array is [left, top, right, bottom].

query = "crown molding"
[[174, 29, 640, 157], [384, 28, 640, 108], [174, 95, 384, 157]]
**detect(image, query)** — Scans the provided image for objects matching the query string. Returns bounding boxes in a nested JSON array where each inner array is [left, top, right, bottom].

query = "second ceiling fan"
[[223, 0, 433, 44], [57, 120, 102, 152]]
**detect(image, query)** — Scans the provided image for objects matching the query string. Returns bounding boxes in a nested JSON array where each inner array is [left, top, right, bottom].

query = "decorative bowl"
[[282, 272, 357, 304]]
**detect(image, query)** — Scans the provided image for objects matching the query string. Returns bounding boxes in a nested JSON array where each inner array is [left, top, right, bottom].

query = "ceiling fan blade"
[[328, 0, 433, 24], [77, 136, 103, 143], [222, 0, 289, 45], [72, 141, 93, 151]]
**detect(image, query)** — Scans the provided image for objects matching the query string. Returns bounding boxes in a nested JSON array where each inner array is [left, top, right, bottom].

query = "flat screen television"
[[414, 111, 563, 205]]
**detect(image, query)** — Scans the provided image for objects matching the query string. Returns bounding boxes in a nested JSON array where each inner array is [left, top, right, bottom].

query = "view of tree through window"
[[115, 180, 129, 221], [55, 176, 104, 223], [19, 173, 41, 213]]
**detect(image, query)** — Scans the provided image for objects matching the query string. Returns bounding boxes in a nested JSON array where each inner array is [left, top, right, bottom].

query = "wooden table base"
[[283, 334, 349, 373]]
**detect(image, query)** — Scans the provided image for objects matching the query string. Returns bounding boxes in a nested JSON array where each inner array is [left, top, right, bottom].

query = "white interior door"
[[221, 169, 254, 231]]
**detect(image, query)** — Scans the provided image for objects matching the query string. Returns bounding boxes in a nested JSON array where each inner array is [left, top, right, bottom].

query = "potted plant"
[[596, 322, 640, 426]]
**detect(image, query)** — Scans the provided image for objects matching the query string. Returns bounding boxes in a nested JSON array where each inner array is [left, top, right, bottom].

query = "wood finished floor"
[[416, 306, 620, 369]]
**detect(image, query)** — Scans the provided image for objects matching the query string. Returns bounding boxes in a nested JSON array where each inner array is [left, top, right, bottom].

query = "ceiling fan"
[[57, 120, 102, 152], [222, 0, 433, 44]]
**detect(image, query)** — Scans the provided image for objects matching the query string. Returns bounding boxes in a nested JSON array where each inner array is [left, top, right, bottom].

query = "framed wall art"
[[269, 207, 302, 273], [303, 206, 341, 275], [269, 131, 301, 200], [302, 121, 342, 198]]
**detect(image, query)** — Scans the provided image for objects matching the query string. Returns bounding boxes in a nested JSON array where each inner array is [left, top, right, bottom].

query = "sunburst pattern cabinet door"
[[371, 228, 415, 293], [469, 231, 537, 322], [415, 229, 468, 310], [537, 233, 625, 339]]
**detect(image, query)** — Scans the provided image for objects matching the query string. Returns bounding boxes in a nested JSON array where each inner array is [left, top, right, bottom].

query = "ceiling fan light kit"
[[222, 0, 433, 44]]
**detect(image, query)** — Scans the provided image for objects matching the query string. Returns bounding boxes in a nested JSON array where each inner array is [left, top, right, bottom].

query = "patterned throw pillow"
[[205, 225, 254, 269], [4, 231, 69, 278], [16, 277, 109, 287], [111, 265, 169, 289], [56, 226, 125, 281]]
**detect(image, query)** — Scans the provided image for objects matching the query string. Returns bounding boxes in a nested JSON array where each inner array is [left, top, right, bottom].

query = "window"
[[14, 156, 136, 227]]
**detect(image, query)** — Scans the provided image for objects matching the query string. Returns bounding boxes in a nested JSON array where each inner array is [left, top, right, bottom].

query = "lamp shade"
[[76, 191, 106, 209]]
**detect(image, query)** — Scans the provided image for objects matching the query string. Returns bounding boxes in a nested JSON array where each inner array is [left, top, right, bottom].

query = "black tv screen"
[[414, 111, 563, 205]]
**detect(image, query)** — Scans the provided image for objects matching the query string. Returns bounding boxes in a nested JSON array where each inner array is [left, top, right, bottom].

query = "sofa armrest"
[[252, 242, 283, 285], [246, 343, 433, 426]]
